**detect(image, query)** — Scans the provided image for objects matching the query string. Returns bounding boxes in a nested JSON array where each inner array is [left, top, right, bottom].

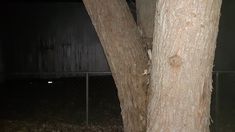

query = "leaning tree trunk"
[[83, 0, 149, 131], [147, 0, 222, 132]]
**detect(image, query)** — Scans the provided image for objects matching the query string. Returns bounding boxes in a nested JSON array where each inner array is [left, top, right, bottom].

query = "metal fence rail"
[[4, 71, 112, 125]]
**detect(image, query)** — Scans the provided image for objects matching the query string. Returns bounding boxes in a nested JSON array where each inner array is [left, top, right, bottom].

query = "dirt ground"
[[0, 76, 123, 132], [1, 74, 235, 132], [0, 120, 123, 132]]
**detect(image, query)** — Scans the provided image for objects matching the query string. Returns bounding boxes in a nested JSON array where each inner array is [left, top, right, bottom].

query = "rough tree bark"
[[83, 0, 222, 131], [147, 0, 222, 132], [82, 0, 149, 131]]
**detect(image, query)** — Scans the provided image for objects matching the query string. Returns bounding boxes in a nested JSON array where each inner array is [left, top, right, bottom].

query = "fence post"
[[215, 72, 219, 132], [86, 72, 89, 126]]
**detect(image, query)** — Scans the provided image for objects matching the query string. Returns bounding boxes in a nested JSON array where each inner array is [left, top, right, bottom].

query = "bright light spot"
[[48, 81, 53, 84]]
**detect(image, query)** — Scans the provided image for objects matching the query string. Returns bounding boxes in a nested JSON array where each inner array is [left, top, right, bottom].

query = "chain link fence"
[[0, 72, 122, 129], [212, 71, 235, 132], [1, 71, 235, 131]]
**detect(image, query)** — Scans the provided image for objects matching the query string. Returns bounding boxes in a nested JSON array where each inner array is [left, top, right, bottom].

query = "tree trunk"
[[147, 0, 222, 132], [82, 0, 149, 131], [136, 0, 156, 48]]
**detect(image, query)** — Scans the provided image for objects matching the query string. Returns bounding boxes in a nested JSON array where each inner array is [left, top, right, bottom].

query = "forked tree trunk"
[[83, 0, 222, 131], [83, 0, 149, 131], [147, 0, 222, 132]]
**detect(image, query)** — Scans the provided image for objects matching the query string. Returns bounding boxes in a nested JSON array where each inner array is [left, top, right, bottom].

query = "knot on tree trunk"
[[169, 55, 183, 68]]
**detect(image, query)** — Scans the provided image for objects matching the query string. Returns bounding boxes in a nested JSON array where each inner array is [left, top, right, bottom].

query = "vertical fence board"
[[1, 3, 110, 79]]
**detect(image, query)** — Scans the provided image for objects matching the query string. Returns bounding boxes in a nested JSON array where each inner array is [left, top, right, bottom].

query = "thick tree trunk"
[[83, 0, 149, 131], [147, 0, 222, 132]]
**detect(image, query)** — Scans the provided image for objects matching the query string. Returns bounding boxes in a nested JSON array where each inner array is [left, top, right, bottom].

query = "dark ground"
[[0, 76, 123, 132], [0, 74, 235, 132]]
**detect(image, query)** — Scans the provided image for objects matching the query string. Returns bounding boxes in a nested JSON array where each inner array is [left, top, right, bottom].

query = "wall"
[[214, 0, 235, 71], [1, 1, 235, 79], [0, 3, 109, 79]]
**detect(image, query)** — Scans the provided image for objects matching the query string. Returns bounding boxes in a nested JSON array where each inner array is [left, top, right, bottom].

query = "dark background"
[[0, 0, 234, 131]]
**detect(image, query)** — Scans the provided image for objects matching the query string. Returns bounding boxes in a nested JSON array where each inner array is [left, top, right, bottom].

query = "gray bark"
[[83, 0, 149, 131], [147, 0, 222, 131]]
